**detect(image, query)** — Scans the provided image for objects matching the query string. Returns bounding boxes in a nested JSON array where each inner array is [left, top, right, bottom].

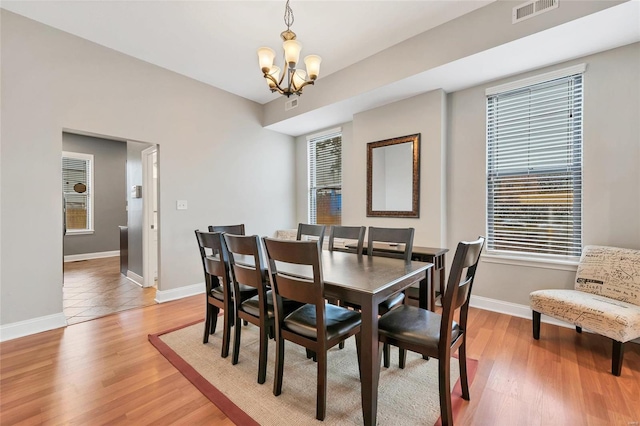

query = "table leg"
[[360, 300, 379, 426], [420, 268, 432, 311]]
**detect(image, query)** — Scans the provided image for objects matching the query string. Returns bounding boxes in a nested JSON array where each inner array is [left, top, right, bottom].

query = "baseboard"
[[469, 294, 640, 345], [0, 312, 67, 342], [155, 283, 204, 304], [64, 250, 119, 262], [126, 270, 144, 286]]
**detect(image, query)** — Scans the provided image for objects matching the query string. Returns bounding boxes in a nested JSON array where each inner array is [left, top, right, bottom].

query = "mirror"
[[367, 133, 420, 218]]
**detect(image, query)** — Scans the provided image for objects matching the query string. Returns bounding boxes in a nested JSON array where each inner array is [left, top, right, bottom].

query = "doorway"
[[62, 132, 159, 324]]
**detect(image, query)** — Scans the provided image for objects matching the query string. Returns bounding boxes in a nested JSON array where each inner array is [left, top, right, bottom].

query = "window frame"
[[62, 151, 95, 235], [484, 64, 585, 263], [307, 127, 342, 226]]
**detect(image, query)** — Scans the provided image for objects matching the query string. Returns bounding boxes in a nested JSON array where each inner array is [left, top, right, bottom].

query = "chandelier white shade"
[[257, 0, 322, 97]]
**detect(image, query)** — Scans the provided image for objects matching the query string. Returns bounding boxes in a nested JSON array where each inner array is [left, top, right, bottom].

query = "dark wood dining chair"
[[296, 223, 326, 247], [377, 237, 484, 426], [328, 225, 366, 254], [262, 237, 362, 421], [367, 226, 415, 366], [208, 224, 245, 235], [224, 233, 303, 384], [195, 230, 257, 357]]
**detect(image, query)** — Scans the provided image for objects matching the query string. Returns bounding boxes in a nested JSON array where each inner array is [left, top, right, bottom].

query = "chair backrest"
[[195, 230, 231, 296], [439, 237, 485, 349], [574, 245, 640, 306], [367, 226, 415, 262], [328, 225, 366, 254], [263, 237, 326, 331], [208, 224, 246, 235], [296, 223, 326, 248], [224, 233, 269, 313]]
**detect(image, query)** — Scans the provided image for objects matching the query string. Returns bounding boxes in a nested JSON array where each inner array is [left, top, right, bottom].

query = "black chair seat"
[[211, 283, 257, 301], [284, 304, 361, 341], [378, 292, 405, 315], [241, 290, 303, 318], [378, 305, 460, 352]]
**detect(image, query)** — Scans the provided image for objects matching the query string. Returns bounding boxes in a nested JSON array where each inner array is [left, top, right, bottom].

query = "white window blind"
[[308, 131, 342, 225], [62, 152, 94, 232], [486, 72, 583, 258]]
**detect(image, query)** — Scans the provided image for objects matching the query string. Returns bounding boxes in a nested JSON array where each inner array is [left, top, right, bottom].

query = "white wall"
[[0, 11, 296, 328], [447, 43, 640, 305]]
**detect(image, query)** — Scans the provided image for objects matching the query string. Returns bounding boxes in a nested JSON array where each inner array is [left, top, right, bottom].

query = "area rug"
[[149, 321, 477, 425]]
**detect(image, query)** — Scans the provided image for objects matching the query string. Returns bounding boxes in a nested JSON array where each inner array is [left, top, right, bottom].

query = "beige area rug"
[[150, 321, 477, 426]]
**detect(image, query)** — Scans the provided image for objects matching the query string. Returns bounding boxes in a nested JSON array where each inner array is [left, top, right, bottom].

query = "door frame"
[[142, 145, 159, 288]]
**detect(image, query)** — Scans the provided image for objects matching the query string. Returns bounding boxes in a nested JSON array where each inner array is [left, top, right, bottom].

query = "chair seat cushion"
[[377, 305, 460, 353], [283, 303, 361, 341], [530, 289, 640, 342], [342, 292, 405, 314], [211, 284, 257, 302], [378, 292, 405, 315], [241, 290, 304, 318]]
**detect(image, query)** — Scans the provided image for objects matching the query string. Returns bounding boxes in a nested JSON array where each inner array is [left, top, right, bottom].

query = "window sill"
[[481, 253, 579, 272], [65, 229, 94, 236]]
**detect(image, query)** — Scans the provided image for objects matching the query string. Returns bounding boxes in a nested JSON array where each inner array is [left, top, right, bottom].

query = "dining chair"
[[195, 230, 257, 357], [208, 223, 246, 235], [366, 226, 416, 366], [376, 237, 484, 426], [296, 223, 326, 248], [328, 225, 366, 254], [224, 233, 303, 384], [262, 237, 362, 421]]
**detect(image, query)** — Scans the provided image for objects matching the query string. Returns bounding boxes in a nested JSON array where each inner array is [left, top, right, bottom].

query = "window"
[[62, 151, 94, 234], [308, 129, 342, 225], [486, 66, 584, 258]]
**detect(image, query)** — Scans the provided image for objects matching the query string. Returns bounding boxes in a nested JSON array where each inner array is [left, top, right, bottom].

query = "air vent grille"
[[285, 98, 299, 111], [513, 0, 558, 23]]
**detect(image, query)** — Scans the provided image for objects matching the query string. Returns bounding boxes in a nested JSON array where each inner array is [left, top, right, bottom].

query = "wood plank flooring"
[[1, 296, 639, 425]]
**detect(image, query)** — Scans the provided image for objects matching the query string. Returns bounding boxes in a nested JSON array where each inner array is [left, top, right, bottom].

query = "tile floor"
[[63, 256, 156, 325]]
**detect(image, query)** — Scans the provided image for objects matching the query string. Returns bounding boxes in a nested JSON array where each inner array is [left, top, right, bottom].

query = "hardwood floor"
[[1, 297, 638, 425], [63, 257, 156, 324]]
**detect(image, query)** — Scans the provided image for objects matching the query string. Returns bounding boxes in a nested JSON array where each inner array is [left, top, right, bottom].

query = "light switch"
[[176, 200, 188, 210]]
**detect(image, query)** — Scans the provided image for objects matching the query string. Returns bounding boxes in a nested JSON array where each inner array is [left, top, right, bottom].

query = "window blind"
[[308, 132, 342, 225], [486, 73, 583, 257], [62, 154, 92, 231]]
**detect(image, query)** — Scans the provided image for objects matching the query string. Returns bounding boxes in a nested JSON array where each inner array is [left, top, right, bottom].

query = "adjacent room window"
[[308, 129, 342, 225], [62, 151, 94, 234], [486, 66, 584, 258]]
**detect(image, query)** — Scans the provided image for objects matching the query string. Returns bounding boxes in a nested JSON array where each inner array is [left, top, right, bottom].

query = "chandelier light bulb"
[[283, 39, 302, 67], [265, 66, 281, 89], [257, 47, 276, 73], [304, 55, 322, 80]]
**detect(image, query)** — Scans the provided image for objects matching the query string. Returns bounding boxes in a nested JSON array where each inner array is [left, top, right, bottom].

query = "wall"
[[62, 133, 127, 256], [349, 90, 447, 246], [447, 43, 640, 305], [0, 10, 296, 329]]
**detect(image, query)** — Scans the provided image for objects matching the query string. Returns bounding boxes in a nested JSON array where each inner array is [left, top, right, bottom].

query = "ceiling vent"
[[285, 98, 299, 111], [513, 0, 558, 23]]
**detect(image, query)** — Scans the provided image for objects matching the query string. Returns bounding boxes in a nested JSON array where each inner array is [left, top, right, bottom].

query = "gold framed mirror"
[[367, 133, 420, 218]]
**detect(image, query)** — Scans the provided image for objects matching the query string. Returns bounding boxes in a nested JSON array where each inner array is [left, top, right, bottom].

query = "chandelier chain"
[[283, 0, 294, 30]]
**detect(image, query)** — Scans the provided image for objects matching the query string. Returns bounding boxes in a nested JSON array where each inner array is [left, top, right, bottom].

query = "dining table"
[[276, 249, 432, 426]]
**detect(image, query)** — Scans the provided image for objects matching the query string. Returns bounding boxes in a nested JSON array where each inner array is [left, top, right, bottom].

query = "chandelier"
[[257, 0, 322, 97]]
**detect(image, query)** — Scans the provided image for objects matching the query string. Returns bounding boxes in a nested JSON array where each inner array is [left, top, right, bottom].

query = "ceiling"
[[0, 0, 494, 104], [2, 1, 639, 136]]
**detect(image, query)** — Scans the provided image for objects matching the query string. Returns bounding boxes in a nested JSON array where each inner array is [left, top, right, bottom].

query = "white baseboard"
[[155, 283, 204, 304], [0, 313, 67, 342], [126, 270, 144, 286], [64, 250, 119, 263], [469, 294, 640, 344]]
